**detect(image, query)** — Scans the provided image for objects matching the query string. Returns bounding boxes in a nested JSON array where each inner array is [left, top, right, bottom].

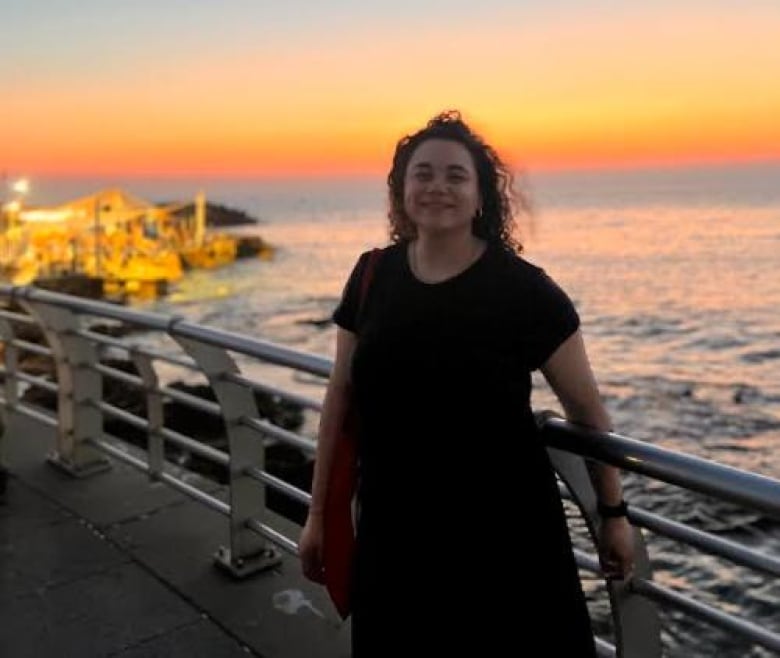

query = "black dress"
[[333, 242, 596, 657]]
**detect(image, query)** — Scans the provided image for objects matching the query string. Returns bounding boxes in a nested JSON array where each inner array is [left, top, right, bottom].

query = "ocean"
[[27, 162, 780, 655]]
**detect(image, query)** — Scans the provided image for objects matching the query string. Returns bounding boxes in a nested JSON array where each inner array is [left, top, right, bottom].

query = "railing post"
[[172, 333, 281, 577], [130, 350, 165, 481], [0, 316, 18, 472], [546, 445, 662, 658], [0, 317, 20, 413], [20, 297, 110, 477]]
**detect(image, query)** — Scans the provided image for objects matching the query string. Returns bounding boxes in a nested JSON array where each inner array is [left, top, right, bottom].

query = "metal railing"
[[2, 283, 780, 657]]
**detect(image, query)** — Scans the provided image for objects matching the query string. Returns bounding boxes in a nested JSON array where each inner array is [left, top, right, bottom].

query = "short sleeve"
[[332, 251, 372, 333], [524, 270, 580, 371]]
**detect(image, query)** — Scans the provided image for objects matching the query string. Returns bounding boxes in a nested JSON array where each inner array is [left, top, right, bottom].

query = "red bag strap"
[[357, 248, 382, 312]]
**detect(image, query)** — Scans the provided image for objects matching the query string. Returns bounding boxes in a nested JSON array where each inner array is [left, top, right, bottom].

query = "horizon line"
[[6, 155, 780, 182]]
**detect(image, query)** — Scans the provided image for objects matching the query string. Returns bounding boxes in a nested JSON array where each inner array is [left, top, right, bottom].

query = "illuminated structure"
[[0, 187, 246, 299]]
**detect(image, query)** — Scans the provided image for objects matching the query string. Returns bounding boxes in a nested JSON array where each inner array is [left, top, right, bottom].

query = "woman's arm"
[[540, 329, 634, 578], [540, 329, 623, 506]]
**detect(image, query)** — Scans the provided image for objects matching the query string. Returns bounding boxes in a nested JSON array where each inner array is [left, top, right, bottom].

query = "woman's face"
[[403, 139, 480, 237]]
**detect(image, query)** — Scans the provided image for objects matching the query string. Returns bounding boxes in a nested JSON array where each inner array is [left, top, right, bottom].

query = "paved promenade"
[[0, 413, 351, 658]]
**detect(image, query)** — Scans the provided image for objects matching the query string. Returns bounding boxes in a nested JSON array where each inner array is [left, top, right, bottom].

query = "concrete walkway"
[[0, 413, 351, 658]]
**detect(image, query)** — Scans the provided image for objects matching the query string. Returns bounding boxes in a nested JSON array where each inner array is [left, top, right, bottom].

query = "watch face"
[[598, 500, 628, 518]]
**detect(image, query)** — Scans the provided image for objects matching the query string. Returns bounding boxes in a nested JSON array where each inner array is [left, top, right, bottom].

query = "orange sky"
[[3, 3, 780, 177]]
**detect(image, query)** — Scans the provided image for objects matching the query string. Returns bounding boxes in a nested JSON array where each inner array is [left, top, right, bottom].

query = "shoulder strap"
[[357, 248, 382, 311]]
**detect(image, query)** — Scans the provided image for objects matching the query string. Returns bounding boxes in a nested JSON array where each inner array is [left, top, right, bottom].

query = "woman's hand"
[[598, 516, 635, 580], [299, 512, 326, 584]]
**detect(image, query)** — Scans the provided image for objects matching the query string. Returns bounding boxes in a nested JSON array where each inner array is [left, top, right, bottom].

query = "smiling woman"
[[298, 111, 634, 656]]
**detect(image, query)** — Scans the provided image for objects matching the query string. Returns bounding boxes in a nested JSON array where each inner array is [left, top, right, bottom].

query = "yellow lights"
[[11, 178, 30, 196], [19, 209, 82, 223], [3, 201, 21, 213]]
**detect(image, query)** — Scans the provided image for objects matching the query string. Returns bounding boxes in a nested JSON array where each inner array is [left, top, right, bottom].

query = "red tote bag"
[[322, 248, 381, 619]]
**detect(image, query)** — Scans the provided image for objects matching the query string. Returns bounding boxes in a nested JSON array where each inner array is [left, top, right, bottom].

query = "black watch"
[[597, 499, 629, 519]]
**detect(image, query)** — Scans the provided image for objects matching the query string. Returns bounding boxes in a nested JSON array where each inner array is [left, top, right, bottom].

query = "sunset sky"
[[2, 0, 780, 177]]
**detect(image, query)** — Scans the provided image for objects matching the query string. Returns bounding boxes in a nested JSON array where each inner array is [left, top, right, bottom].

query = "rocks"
[[169, 202, 262, 227], [235, 235, 273, 259], [32, 274, 106, 300]]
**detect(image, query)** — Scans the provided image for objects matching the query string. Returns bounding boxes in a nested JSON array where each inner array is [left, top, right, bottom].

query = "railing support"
[[0, 317, 19, 414], [0, 316, 18, 470], [130, 350, 165, 481], [547, 445, 661, 658], [21, 297, 110, 477], [173, 334, 281, 577]]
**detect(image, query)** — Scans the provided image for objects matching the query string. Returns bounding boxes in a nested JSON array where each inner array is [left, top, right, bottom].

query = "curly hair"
[[387, 110, 526, 252]]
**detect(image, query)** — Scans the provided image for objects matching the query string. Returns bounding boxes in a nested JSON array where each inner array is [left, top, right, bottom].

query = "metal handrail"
[[94, 400, 149, 431], [92, 399, 230, 466], [632, 579, 780, 652], [542, 417, 780, 519], [92, 362, 145, 388], [246, 518, 299, 555], [246, 466, 312, 506], [0, 309, 35, 324], [544, 421, 780, 653], [5, 285, 177, 331], [89, 437, 230, 516], [158, 427, 230, 467], [1, 285, 331, 376], [3, 285, 780, 656], [13, 371, 59, 392], [173, 319, 332, 377], [558, 482, 780, 577], [75, 329, 198, 370], [10, 338, 52, 357], [629, 506, 780, 577], [219, 371, 323, 412], [158, 385, 222, 416], [1, 398, 58, 426], [240, 415, 317, 454], [85, 339, 324, 412]]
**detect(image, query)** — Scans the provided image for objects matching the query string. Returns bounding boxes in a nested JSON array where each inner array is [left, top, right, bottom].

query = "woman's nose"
[[426, 175, 446, 193]]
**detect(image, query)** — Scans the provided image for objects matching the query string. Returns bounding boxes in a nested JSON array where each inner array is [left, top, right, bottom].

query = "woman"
[[300, 111, 634, 656]]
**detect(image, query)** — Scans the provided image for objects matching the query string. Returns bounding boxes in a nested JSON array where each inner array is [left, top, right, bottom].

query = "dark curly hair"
[[387, 110, 526, 252]]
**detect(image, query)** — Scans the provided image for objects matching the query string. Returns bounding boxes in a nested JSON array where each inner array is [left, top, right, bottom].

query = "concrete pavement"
[[0, 413, 351, 658]]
